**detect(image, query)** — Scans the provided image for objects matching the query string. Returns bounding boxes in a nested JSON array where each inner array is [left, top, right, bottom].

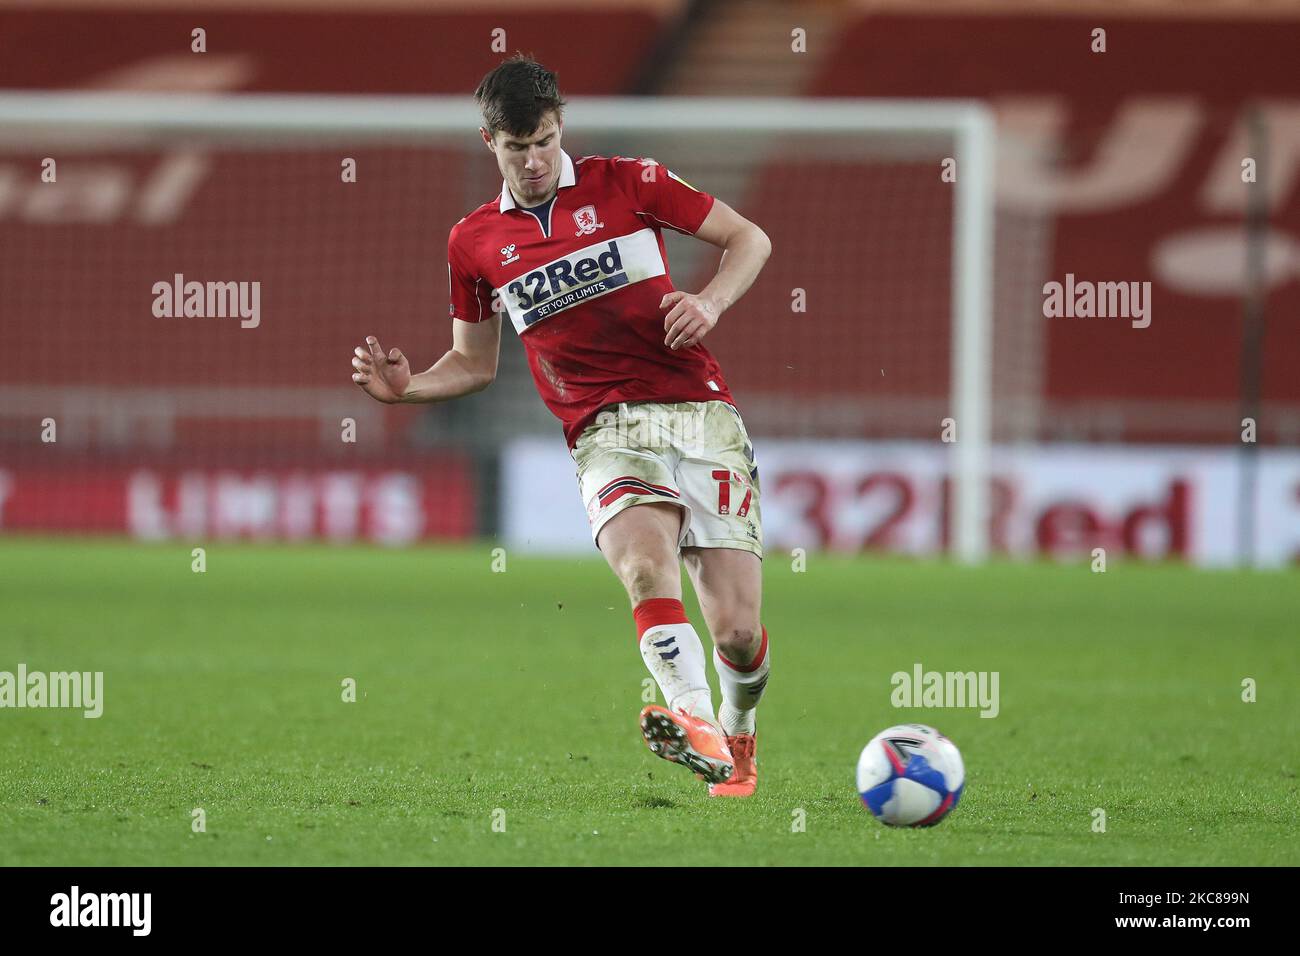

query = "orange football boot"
[[709, 734, 757, 797], [639, 704, 734, 785]]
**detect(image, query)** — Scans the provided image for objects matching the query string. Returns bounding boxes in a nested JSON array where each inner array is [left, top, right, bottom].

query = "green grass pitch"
[[0, 537, 1295, 866]]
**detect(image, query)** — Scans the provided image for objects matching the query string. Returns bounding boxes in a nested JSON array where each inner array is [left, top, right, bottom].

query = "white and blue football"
[[857, 723, 965, 827]]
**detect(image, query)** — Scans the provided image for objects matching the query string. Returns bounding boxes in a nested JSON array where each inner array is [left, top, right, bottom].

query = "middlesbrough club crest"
[[572, 205, 604, 237]]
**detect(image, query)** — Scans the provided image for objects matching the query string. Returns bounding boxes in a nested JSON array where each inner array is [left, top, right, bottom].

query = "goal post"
[[0, 92, 995, 560]]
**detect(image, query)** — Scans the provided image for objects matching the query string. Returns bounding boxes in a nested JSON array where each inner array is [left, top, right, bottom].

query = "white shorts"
[[572, 400, 762, 557]]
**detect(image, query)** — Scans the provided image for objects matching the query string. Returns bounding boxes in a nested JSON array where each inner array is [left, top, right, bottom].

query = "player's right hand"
[[351, 336, 411, 404]]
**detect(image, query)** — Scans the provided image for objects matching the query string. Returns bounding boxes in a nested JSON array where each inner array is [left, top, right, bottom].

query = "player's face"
[[485, 113, 563, 206]]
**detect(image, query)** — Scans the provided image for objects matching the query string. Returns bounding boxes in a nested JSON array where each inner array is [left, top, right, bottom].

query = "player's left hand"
[[661, 291, 720, 350]]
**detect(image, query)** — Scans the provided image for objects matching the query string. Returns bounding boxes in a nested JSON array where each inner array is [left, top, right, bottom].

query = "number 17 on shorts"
[[573, 400, 762, 557]]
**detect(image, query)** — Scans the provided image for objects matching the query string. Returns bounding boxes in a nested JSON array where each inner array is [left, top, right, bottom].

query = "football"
[[857, 723, 965, 827]]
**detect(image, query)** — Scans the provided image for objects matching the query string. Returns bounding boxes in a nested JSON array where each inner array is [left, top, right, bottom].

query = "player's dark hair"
[[475, 54, 566, 139]]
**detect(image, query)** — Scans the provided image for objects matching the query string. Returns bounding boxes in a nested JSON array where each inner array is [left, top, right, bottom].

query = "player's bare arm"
[[661, 197, 772, 350], [351, 315, 502, 404]]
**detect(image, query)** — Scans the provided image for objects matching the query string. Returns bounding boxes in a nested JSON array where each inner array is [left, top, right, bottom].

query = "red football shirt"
[[447, 150, 736, 447]]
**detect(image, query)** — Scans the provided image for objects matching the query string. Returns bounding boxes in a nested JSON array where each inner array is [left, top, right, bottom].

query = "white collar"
[[499, 149, 576, 213]]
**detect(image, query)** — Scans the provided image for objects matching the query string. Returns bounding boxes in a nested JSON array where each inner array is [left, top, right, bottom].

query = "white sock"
[[635, 598, 716, 723], [714, 626, 770, 736]]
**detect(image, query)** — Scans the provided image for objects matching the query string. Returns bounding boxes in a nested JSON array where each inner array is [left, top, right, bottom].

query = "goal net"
[[0, 93, 1012, 559]]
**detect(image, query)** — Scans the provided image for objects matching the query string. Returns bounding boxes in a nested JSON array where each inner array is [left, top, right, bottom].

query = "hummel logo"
[[500, 243, 519, 266], [651, 634, 679, 661]]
